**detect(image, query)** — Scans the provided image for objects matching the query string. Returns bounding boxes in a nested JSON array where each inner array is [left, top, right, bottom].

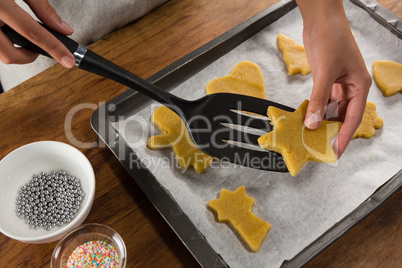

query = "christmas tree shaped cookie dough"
[[148, 61, 266, 173], [277, 34, 311, 75], [352, 102, 383, 139], [147, 106, 213, 173], [208, 186, 271, 252], [206, 61, 266, 99], [373, 60, 402, 96], [258, 100, 342, 176]]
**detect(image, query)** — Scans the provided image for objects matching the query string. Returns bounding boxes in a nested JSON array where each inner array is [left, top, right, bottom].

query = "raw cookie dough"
[[147, 106, 213, 173], [277, 34, 311, 75], [148, 61, 266, 173], [206, 61, 266, 98], [258, 100, 342, 176], [208, 186, 271, 252], [373, 60, 402, 97], [352, 102, 383, 139]]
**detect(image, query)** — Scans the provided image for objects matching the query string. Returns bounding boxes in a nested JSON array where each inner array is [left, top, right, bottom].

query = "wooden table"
[[0, 0, 400, 267]]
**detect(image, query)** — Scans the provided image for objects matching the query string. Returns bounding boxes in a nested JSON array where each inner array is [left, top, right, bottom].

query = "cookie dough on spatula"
[[148, 61, 266, 173], [258, 100, 342, 176], [147, 106, 213, 173]]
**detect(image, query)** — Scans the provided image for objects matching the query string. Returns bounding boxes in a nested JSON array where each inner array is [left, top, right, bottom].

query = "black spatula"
[[2, 23, 294, 172]]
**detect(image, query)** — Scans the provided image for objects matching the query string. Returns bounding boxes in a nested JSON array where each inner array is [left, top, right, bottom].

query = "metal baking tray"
[[91, 0, 402, 267], [351, 0, 402, 39]]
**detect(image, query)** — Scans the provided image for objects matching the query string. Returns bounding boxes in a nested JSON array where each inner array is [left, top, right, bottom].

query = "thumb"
[[305, 73, 333, 129]]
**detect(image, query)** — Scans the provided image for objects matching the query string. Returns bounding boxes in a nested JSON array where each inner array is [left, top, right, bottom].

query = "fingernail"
[[305, 112, 322, 129], [333, 141, 340, 158], [61, 21, 73, 33], [61, 56, 75, 68]]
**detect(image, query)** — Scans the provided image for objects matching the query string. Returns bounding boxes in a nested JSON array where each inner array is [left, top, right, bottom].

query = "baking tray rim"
[[90, 0, 402, 267]]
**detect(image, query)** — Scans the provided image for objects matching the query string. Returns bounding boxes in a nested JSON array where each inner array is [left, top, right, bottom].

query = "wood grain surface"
[[0, 0, 400, 267]]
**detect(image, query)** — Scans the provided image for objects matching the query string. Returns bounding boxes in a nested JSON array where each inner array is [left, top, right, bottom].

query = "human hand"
[[0, 0, 75, 67], [296, 0, 372, 158]]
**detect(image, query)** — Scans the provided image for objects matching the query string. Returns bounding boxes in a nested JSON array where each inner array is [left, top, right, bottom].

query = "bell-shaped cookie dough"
[[373, 60, 402, 97], [277, 34, 311, 75]]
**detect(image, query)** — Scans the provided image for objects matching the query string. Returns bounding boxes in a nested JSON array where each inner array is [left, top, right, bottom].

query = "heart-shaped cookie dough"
[[206, 61, 266, 99]]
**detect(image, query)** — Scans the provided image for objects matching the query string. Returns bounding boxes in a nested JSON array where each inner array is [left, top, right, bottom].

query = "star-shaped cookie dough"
[[206, 61, 266, 98], [258, 100, 342, 176], [147, 106, 213, 173], [208, 186, 271, 252], [373, 60, 402, 97], [277, 34, 311, 75], [352, 102, 383, 139]]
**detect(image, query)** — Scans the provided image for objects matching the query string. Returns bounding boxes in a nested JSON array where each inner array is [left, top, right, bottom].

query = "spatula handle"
[[1, 23, 78, 59], [1, 23, 185, 108]]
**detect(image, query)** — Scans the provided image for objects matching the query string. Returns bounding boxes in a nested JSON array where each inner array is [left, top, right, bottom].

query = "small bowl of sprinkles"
[[51, 223, 126, 268], [0, 141, 95, 243]]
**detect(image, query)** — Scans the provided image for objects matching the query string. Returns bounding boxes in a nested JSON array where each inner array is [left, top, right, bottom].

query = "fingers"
[[326, 84, 347, 121], [333, 96, 367, 158], [325, 100, 348, 122], [0, 27, 38, 64], [24, 0, 73, 35], [305, 70, 334, 129], [0, 0, 75, 67]]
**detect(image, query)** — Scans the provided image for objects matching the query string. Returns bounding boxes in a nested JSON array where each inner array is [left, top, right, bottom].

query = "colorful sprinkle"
[[67, 240, 119, 268]]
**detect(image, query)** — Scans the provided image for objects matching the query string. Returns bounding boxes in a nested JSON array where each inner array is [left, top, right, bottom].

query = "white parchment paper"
[[114, 1, 402, 267]]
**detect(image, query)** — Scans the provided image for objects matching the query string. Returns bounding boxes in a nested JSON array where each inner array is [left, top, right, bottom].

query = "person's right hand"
[[296, 0, 372, 158], [0, 0, 75, 67]]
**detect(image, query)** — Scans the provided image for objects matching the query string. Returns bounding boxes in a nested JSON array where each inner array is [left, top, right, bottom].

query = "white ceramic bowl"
[[0, 141, 95, 243]]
